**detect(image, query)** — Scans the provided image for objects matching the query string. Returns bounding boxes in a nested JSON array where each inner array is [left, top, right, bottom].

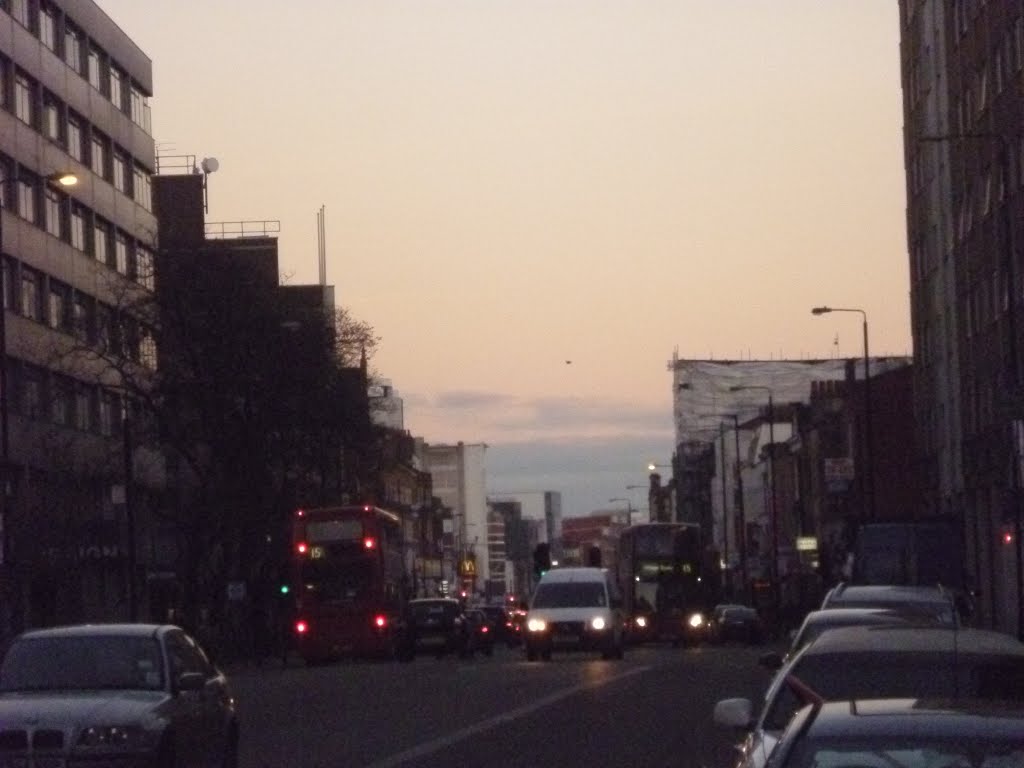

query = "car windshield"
[[0, 635, 165, 692], [532, 582, 607, 608], [785, 737, 1024, 768]]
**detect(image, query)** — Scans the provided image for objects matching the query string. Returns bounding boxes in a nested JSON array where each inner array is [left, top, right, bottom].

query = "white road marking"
[[364, 665, 653, 768]]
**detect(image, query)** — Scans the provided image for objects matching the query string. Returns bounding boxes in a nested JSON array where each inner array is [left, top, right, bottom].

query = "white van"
[[523, 567, 626, 661]]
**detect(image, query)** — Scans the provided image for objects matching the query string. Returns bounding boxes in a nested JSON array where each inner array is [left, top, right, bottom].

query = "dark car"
[[465, 609, 495, 656], [398, 598, 473, 660], [0, 623, 239, 768], [708, 605, 765, 645], [767, 698, 1024, 768], [478, 604, 514, 646], [714, 624, 1024, 768]]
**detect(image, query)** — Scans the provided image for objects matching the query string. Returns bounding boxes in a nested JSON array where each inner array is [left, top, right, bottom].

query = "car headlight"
[[688, 613, 705, 628], [527, 618, 547, 632], [634, 616, 647, 628], [590, 616, 606, 631], [76, 725, 156, 750]]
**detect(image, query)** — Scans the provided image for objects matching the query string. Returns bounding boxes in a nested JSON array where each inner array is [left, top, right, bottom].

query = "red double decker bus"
[[290, 505, 407, 662]]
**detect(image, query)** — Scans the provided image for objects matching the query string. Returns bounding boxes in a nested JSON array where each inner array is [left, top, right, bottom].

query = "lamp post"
[[730, 385, 778, 610], [811, 306, 873, 520], [718, 421, 730, 596]]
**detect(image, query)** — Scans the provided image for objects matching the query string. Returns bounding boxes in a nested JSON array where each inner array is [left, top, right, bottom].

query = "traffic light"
[[279, 584, 290, 595], [533, 543, 552, 578]]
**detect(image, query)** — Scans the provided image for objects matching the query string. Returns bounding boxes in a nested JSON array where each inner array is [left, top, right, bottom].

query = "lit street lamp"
[[811, 305, 873, 520]]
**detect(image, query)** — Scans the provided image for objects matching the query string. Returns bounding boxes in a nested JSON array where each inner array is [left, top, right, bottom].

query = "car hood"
[[0, 690, 171, 727]]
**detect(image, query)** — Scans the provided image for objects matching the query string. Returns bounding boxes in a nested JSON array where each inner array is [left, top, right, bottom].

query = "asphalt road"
[[230, 641, 776, 768]]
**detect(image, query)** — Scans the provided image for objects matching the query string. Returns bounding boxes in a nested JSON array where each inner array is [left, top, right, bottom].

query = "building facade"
[[0, 0, 160, 637], [899, 0, 1024, 634]]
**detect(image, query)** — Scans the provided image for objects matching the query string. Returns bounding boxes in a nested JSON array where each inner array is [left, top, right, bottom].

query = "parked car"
[[783, 606, 942, 661], [0, 623, 239, 768], [524, 567, 626, 661], [713, 624, 1024, 768], [397, 598, 473, 660], [819, 583, 959, 626], [465, 608, 495, 656], [766, 698, 1024, 768], [708, 605, 765, 645]]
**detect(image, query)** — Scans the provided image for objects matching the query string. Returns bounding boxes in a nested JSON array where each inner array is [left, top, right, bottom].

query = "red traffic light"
[[1003, 529, 1015, 545]]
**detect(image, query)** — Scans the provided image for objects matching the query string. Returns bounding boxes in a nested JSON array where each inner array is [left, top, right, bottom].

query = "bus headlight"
[[688, 613, 705, 629], [590, 616, 606, 631], [527, 618, 547, 632], [634, 616, 647, 629]]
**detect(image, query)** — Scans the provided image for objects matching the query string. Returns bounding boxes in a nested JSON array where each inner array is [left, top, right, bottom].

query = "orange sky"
[[98, 1, 910, 452]]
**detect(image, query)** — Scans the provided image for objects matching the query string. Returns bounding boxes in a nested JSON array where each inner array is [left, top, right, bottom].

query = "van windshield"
[[533, 582, 606, 608]]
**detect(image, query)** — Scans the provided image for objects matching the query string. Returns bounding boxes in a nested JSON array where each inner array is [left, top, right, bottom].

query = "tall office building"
[[899, 1, 1024, 632], [0, 0, 158, 634]]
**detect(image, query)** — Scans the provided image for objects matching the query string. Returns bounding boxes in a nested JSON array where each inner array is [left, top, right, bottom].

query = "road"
[[229, 641, 776, 768]]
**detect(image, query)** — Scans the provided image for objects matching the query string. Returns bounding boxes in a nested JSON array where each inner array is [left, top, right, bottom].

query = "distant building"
[[423, 442, 488, 596], [488, 490, 563, 549]]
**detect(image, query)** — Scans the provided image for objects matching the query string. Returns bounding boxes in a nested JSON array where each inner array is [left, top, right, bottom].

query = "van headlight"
[[527, 618, 547, 632], [634, 616, 647, 628], [688, 613, 705, 629], [590, 616, 607, 631]]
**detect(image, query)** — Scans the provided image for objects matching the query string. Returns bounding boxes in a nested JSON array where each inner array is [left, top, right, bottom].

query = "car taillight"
[[295, 620, 308, 634], [481, 626, 489, 633], [374, 614, 387, 628]]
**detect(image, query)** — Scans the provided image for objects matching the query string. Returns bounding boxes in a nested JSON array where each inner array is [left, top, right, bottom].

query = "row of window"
[[3, 0, 151, 132], [10, 356, 126, 438], [0, 155, 155, 290], [953, 18, 1024, 135], [0, 60, 153, 211], [1, 257, 158, 371], [953, 135, 1024, 246]]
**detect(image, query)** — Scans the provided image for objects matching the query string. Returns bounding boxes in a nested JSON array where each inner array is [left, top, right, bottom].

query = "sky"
[[96, 1, 912, 517]]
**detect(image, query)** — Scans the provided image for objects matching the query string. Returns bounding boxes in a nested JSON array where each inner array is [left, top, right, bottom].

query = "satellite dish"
[[200, 157, 219, 174]]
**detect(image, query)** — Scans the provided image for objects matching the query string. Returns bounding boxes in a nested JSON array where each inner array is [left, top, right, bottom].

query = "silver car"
[[0, 623, 239, 767]]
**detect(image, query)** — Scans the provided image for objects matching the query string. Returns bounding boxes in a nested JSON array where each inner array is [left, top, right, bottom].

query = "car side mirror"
[[713, 698, 754, 730], [176, 671, 206, 693], [759, 651, 783, 671]]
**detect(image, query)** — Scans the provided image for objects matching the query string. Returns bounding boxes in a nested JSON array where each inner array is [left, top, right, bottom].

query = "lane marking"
[[363, 665, 653, 768]]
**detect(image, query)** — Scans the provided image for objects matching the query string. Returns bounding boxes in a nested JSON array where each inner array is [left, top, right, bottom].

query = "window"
[[20, 366, 42, 419], [74, 385, 93, 431], [64, 24, 82, 72], [136, 245, 155, 290], [0, 259, 11, 310], [95, 303, 113, 351], [42, 95, 60, 142], [20, 268, 40, 321], [90, 133, 107, 178], [0, 157, 10, 208], [93, 217, 109, 264], [139, 326, 157, 370], [48, 281, 69, 331], [0, 58, 6, 109], [17, 178, 34, 223], [133, 165, 151, 210], [98, 391, 117, 436], [129, 85, 148, 130], [51, 376, 72, 426], [114, 231, 128, 275], [9, 0, 28, 27], [72, 293, 90, 340], [112, 151, 127, 192], [70, 206, 85, 250], [43, 186, 62, 238], [14, 71, 33, 125], [109, 66, 123, 110], [67, 113, 82, 161], [38, 4, 55, 51], [87, 47, 101, 90]]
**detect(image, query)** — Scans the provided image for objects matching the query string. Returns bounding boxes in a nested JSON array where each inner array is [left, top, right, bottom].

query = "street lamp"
[[730, 385, 778, 609], [811, 305, 873, 520], [647, 462, 670, 472]]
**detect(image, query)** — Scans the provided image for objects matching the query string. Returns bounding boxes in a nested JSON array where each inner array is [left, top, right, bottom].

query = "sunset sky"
[[97, 1, 911, 515]]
